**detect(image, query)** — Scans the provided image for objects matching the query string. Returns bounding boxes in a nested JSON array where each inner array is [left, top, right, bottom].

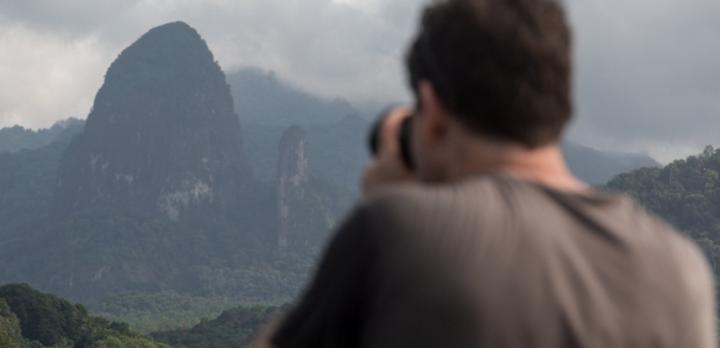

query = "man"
[[255, 0, 716, 346]]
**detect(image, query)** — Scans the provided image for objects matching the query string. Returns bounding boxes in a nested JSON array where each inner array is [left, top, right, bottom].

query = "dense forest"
[[607, 146, 720, 272]]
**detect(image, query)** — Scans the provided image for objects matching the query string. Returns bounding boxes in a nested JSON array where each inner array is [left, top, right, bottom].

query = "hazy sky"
[[0, 0, 717, 162]]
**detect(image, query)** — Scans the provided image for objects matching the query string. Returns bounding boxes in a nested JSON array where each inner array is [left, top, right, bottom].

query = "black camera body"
[[369, 110, 415, 170]]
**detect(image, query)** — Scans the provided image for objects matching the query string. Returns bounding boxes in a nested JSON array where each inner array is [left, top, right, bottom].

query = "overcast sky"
[[0, 0, 717, 162]]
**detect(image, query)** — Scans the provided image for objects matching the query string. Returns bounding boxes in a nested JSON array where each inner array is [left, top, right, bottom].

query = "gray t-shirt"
[[272, 174, 716, 347]]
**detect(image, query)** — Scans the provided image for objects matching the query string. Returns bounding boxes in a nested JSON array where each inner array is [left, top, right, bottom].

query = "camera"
[[368, 109, 415, 170]]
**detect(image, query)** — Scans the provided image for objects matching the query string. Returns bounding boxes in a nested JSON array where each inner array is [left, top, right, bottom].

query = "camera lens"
[[398, 116, 414, 170], [368, 110, 414, 170]]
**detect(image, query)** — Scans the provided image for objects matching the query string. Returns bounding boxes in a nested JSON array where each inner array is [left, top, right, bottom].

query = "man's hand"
[[362, 106, 416, 196]]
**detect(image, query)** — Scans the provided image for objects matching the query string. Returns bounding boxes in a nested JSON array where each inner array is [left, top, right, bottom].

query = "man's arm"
[[252, 206, 376, 348]]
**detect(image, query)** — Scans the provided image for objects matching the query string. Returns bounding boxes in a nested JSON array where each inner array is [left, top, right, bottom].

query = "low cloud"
[[0, 0, 717, 162], [0, 0, 421, 130], [567, 0, 720, 161], [0, 23, 109, 128]]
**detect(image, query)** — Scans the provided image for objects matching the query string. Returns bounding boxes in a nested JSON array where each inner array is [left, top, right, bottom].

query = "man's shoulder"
[[592, 192, 713, 290], [360, 178, 498, 216], [355, 177, 509, 237], [615, 195, 706, 258], [358, 174, 584, 222], [636, 207, 714, 281], [360, 183, 448, 211], [356, 184, 447, 235]]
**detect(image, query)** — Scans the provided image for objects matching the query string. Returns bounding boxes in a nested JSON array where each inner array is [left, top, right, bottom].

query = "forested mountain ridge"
[[606, 146, 720, 271], [231, 68, 370, 196], [228, 68, 357, 126]]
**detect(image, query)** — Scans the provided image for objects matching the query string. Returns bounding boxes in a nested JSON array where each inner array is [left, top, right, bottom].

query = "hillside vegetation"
[[151, 305, 281, 348], [0, 284, 168, 348]]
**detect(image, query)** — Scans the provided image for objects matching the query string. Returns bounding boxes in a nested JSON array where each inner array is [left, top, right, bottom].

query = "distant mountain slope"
[[229, 69, 658, 188], [0, 118, 83, 154], [228, 68, 357, 126], [229, 68, 369, 192], [242, 116, 368, 192], [0, 134, 72, 238], [564, 142, 659, 185]]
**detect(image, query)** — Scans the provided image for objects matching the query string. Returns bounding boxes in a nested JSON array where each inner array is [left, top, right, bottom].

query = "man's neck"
[[446, 134, 588, 193]]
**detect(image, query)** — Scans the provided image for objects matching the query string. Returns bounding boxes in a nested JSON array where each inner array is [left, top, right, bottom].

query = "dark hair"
[[407, 0, 572, 148]]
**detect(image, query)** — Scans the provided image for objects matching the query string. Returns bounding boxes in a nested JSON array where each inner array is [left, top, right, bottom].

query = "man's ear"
[[418, 80, 450, 143]]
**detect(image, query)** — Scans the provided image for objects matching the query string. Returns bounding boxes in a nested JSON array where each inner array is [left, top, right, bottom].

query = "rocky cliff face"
[[54, 21, 251, 221], [274, 126, 343, 253], [276, 126, 309, 250]]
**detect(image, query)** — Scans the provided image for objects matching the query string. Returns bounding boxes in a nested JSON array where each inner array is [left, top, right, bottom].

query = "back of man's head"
[[407, 0, 572, 148]]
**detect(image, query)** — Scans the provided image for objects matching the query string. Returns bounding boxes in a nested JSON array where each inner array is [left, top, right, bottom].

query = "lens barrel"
[[368, 111, 415, 170]]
